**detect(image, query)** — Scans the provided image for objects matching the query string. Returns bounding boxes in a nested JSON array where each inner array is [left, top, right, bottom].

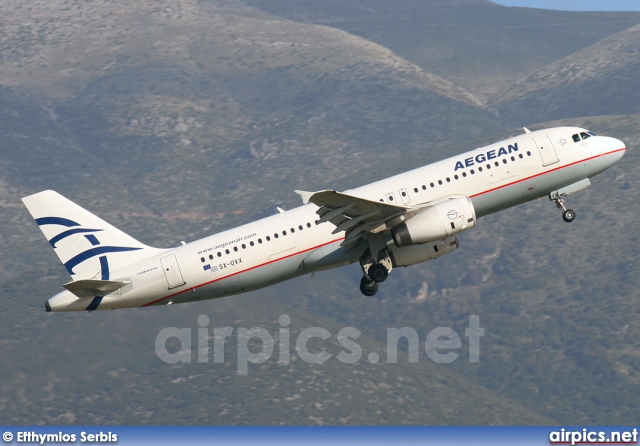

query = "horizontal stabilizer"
[[63, 279, 130, 298]]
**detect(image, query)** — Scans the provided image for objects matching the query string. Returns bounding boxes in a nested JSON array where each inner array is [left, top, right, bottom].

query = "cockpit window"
[[573, 131, 598, 142]]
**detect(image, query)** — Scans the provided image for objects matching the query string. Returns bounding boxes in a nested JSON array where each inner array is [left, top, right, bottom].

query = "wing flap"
[[295, 189, 410, 248]]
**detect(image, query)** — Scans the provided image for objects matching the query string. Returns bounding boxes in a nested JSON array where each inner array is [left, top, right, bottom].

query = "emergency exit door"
[[160, 254, 186, 289]]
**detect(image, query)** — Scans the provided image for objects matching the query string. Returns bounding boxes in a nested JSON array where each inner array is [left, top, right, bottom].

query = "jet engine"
[[389, 235, 458, 267], [391, 196, 476, 248]]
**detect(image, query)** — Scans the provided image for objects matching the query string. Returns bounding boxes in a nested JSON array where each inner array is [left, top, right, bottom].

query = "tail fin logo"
[[36, 217, 141, 277]]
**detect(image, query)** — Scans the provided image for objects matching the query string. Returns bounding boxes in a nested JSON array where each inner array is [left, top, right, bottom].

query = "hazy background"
[[494, 0, 640, 11], [1, 0, 639, 425]]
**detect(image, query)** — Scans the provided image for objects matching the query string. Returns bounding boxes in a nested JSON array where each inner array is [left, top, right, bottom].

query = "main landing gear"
[[360, 276, 379, 296], [359, 265, 388, 297], [551, 195, 576, 223], [358, 239, 392, 297]]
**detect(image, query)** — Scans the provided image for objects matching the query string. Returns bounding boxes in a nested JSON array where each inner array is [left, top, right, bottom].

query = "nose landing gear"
[[549, 179, 591, 223], [552, 195, 576, 223]]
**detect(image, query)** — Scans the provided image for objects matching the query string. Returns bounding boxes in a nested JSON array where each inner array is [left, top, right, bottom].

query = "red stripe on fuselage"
[[142, 237, 345, 306], [470, 148, 625, 198]]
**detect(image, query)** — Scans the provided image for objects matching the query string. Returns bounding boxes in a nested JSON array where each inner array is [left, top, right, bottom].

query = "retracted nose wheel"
[[562, 209, 576, 223], [360, 276, 379, 296]]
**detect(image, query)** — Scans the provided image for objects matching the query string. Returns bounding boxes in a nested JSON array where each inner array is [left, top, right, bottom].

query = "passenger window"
[[241, 244, 246, 249], [209, 254, 214, 260], [200, 257, 205, 263], [233, 246, 238, 252], [572, 134, 581, 143]]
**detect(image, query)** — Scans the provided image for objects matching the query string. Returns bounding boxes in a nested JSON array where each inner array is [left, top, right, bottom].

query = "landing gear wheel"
[[368, 263, 389, 283], [562, 209, 576, 223], [360, 276, 379, 297]]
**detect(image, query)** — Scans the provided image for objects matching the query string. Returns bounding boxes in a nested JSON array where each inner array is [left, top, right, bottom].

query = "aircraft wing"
[[295, 189, 410, 248]]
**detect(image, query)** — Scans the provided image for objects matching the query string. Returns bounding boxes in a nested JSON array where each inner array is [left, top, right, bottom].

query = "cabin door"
[[533, 134, 559, 166], [160, 254, 186, 289]]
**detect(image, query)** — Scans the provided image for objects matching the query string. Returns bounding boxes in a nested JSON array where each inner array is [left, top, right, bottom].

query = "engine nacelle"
[[392, 196, 476, 248], [389, 236, 458, 267]]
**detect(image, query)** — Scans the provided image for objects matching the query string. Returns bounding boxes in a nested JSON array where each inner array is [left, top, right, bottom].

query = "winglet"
[[294, 190, 315, 205], [523, 127, 531, 134]]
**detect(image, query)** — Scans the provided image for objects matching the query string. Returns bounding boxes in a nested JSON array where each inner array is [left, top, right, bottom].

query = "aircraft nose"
[[612, 137, 627, 159], [600, 136, 626, 159], [612, 137, 626, 151]]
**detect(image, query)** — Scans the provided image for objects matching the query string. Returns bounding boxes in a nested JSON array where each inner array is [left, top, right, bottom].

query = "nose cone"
[[612, 137, 627, 161], [599, 136, 626, 163]]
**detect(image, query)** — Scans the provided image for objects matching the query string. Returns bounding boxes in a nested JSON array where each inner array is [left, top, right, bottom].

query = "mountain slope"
[[492, 23, 640, 123], [242, 0, 640, 99], [0, 0, 639, 426]]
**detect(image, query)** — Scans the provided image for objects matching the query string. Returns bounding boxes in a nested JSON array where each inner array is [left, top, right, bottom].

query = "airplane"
[[22, 126, 626, 312]]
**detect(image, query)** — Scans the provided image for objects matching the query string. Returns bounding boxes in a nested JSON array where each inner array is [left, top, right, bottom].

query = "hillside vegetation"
[[0, 0, 638, 425]]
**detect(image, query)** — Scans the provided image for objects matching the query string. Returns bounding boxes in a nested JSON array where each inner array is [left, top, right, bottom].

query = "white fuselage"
[[47, 127, 626, 311]]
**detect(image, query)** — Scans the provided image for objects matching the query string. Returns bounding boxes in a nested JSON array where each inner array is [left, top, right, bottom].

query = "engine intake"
[[392, 196, 476, 248]]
